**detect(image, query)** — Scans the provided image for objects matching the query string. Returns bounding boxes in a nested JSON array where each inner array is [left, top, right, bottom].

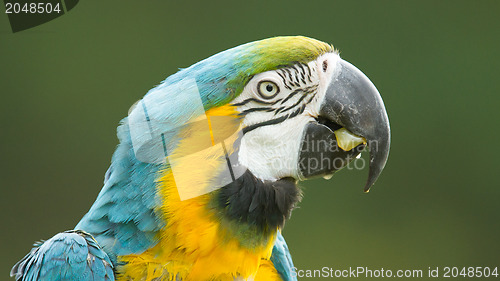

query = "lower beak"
[[299, 59, 390, 192]]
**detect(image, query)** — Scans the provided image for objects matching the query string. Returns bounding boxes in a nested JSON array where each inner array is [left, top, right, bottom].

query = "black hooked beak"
[[299, 59, 390, 192]]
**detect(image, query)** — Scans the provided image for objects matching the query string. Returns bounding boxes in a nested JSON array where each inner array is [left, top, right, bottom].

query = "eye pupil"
[[257, 81, 279, 99]]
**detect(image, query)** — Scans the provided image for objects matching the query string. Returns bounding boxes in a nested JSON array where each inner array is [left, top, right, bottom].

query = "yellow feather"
[[118, 105, 281, 281]]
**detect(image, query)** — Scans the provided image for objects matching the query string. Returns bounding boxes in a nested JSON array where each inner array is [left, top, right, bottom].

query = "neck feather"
[[214, 170, 302, 233]]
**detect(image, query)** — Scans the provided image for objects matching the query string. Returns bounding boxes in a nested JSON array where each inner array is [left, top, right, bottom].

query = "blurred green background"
[[1, 1, 499, 280]]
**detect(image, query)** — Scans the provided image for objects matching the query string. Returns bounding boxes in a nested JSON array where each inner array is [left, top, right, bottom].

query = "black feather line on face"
[[280, 88, 303, 104], [279, 93, 309, 113], [216, 170, 302, 232], [297, 63, 308, 84], [305, 63, 313, 83], [239, 107, 274, 116], [242, 115, 288, 134], [277, 70, 292, 90], [292, 65, 302, 86], [233, 98, 281, 107]]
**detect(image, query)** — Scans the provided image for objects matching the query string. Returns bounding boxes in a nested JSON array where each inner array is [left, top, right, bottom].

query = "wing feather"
[[11, 230, 114, 281], [270, 231, 297, 281]]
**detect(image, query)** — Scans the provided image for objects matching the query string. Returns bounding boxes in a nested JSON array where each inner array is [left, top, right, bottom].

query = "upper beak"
[[320, 59, 390, 192]]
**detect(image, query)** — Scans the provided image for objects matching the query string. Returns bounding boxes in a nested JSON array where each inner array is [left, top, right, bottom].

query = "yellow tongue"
[[334, 128, 366, 151]]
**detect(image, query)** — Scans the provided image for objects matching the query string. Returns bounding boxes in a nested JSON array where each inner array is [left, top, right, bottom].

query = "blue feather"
[[271, 231, 298, 281], [10, 230, 114, 281]]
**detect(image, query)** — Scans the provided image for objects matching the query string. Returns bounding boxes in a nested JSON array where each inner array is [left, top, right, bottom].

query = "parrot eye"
[[257, 81, 279, 99]]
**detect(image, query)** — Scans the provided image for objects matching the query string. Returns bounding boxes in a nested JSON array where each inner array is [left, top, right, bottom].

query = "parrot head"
[[230, 37, 390, 192], [127, 35, 390, 215]]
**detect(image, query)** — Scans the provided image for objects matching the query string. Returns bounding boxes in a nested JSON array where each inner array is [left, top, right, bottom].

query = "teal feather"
[[10, 230, 114, 281], [271, 232, 298, 281]]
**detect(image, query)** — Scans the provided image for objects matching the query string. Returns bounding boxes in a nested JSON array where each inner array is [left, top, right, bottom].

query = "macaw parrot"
[[11, 36, 390, 281]]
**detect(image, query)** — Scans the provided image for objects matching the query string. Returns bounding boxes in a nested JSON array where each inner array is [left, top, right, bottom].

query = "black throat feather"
[[216, 170, 302, 232]]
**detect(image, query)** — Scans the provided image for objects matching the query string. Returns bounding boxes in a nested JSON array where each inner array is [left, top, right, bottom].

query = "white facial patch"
[[233, 53, 343, 181], [238, 115, 315, 180]]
